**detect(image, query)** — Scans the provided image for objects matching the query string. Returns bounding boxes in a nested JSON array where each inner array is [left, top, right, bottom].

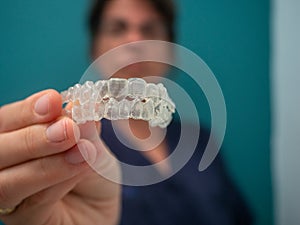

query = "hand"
[[0, 90, 120, 225]]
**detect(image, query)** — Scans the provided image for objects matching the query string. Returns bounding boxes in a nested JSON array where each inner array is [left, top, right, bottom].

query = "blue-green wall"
[[175, 1, 272, 225], [0, 1, 272, 225]]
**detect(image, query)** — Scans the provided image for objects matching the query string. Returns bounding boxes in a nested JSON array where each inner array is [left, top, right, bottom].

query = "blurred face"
[[92, 0, 171, 79]]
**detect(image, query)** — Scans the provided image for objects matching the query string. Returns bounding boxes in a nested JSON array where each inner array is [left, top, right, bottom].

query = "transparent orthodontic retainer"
[[61, 77, 176, 128]]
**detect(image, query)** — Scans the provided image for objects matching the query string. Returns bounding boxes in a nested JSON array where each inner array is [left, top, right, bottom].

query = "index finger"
[[0, 89, 62, 133]]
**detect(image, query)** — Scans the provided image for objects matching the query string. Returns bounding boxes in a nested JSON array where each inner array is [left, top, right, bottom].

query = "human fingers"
[[0, 175, 83, 225], [0, 89, 62, 133], [78, 122, 101, 141], [0, 139, 96, 209], [0, 117, 80, 170], [73, 122, 121, 200], [67, 123, 121, 225]]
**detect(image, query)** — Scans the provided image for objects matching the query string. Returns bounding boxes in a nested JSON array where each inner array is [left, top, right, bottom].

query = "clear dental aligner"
[[61, 78, 176, 128]]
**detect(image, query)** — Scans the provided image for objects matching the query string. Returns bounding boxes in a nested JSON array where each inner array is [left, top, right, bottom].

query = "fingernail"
[[34, 94, 50, 115], [65, 143, 87, 164], [46, 120, 67, 142]]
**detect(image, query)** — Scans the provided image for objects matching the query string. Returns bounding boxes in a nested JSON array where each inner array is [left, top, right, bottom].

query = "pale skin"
[[0, 0, 170, 224], [0, 89, 120, 225]]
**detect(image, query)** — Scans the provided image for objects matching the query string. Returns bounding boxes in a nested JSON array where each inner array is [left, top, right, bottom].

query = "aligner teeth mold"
[[61, 78, 176, 128]]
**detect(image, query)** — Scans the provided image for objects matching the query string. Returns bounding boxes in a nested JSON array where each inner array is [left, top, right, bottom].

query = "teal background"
[[0, 1, 272, 225]]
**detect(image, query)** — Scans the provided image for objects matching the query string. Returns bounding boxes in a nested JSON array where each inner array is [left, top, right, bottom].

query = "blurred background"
[[0, 0, 299, 225]]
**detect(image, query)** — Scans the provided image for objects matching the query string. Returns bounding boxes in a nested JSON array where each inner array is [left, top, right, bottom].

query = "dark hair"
[[88, 0, 176, 42]]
